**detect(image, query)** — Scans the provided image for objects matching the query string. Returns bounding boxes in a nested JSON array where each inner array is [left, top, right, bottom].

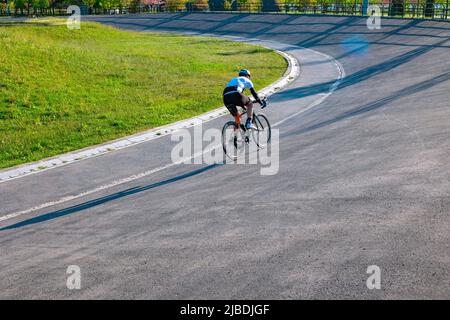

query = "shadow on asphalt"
[[0, 163, 222, 231], [90, 13, 450, 104], [271, 38, 449, 103], [5, 14, 448, 230], [283, 71, 450, 136]]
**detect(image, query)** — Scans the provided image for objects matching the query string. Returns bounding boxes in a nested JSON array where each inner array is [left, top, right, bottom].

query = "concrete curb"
[[0, 43, 300, 184]]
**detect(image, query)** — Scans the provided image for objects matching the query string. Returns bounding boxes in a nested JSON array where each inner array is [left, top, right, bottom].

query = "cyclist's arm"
[[250, 87, 262, 104], [244, 78, 261, 104]]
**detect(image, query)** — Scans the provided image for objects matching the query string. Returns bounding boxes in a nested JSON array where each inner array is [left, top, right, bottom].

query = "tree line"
[[1, 0, 448, 17]]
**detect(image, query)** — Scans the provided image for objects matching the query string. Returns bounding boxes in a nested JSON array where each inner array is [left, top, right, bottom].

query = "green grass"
[[0, 21, 287, 169]]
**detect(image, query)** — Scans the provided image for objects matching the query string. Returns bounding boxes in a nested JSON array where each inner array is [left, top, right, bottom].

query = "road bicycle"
[[221, 98, 271, 161]]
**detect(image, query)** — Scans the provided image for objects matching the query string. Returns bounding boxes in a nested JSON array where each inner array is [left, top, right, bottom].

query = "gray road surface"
[[0, 13, 449, 299]]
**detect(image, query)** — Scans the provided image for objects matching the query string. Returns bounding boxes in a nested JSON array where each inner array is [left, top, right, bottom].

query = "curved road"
[[0, 13, 449, 299]]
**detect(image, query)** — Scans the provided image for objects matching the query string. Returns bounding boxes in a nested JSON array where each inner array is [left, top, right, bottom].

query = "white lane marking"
[[273, 94, 329, 127], [0, 146, 219, 223], [273, 51, 346, 127], [0, 48, 298, 185], [0, 47, 345, 224]]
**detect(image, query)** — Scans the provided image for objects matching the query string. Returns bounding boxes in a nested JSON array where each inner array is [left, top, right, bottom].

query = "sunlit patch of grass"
[[0, 21, 286, 169]]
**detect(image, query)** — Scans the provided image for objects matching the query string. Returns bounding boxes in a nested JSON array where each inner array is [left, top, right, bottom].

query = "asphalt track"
[[0, 13, 449, 299]]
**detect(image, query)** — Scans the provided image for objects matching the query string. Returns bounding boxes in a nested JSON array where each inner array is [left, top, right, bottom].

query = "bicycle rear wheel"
[[222, 121, 246, 161], [252, 113, 271, 148]]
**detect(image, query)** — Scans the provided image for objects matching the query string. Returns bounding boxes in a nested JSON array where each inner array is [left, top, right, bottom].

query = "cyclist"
[[223, 69, 263, 130]]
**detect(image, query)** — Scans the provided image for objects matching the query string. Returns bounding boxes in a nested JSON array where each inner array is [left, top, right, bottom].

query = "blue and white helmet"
[[238, 69, 251, 77]]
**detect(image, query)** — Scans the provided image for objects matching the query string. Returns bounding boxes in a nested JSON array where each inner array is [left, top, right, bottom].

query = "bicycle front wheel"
[[252, 113, 271, 148]]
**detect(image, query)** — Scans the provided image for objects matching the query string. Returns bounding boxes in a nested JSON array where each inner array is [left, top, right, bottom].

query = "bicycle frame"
[[233, 106, 247, 127], [229, 98, 267, 130], [222, 99, 270, 160]]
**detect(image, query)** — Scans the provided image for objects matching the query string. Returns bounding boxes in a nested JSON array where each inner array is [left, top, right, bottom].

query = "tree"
[[424, 0, 435, 17], [166, 0, 187, 11], [208, 0, 224, 10], [389, 0, 404, 16], [83, 0, 96, 11], [128, 0, 141, 12], [261, 0, 280, 12], [192, 0, 208, 10], [13, 0, 25, 14], [237, 0, 260, 11], [317, 0, 333, 13], [98, 0, 116, 9], [38, 0, 49, 9], [25, 0, 32, 14], [223, 0, 237, 9], [120, 0, 132, 9], [142, 0, 161, 5]]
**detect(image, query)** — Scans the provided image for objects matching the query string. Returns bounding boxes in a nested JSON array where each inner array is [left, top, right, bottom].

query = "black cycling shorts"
[[223, 92, 250, 116]]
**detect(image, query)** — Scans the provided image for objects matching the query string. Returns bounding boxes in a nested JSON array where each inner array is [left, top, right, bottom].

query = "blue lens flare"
[[341, 35, 370, 57]]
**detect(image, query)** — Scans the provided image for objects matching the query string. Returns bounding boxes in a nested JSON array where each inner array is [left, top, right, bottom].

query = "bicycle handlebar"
[[260, 98, 268, 109]]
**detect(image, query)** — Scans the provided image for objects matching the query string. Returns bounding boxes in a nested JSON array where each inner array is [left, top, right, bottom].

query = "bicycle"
[[221, 98, 271, 161]]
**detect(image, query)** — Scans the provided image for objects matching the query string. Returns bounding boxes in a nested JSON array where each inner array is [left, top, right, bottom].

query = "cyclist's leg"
[[242, 95, 253, 123], [234, 113, 241, 126], [224, 93, 241, 125], [224, 104, 239, 122], [245, 100, 253, 120]]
